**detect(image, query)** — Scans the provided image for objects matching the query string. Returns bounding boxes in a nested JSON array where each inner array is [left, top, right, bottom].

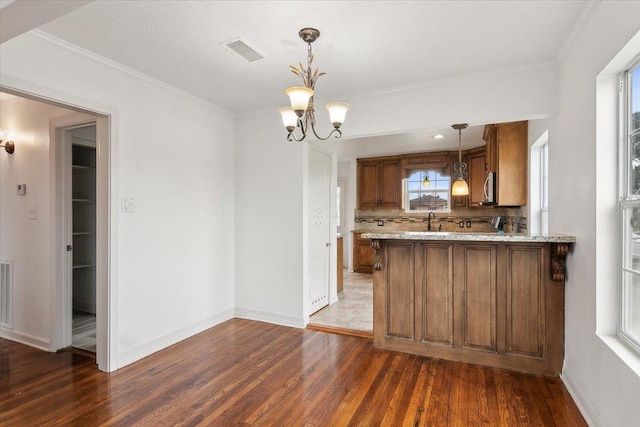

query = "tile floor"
[[72, 310, 96, 353], [308, 271, 373, 333]]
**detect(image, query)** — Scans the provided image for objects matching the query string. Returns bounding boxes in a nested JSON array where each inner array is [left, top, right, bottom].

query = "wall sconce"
[[0, 129, 15, 154]]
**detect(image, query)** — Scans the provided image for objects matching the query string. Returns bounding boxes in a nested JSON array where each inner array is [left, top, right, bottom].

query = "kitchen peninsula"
[[361, 231, 575, 377]]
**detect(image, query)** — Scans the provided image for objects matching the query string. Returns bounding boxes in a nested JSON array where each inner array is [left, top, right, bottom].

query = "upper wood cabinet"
[[483, 121, 528, 207], [357, 158, 402, 208], [467, 148, 487, 207]]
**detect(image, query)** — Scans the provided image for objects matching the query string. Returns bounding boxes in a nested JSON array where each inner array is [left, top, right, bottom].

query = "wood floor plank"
[[0, 318, 587, 426]]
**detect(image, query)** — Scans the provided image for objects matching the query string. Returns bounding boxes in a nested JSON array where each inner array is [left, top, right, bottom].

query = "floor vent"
[[1, 259, 13, 329], [222, 37, 265, 62]]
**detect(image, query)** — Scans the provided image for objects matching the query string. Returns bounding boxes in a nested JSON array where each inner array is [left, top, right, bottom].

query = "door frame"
[[50, 114, 110, 370], [2, 77, 116, 372]]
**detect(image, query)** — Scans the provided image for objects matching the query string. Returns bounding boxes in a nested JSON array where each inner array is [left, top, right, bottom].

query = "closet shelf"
[[72, 264, 96, 269], [72, 164, 96, 171]]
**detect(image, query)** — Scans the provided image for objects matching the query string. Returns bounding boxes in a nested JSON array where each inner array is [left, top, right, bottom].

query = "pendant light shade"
[[325, 102, 350, 128], [285, 86, 314, 115], [422, 173, 431, 186], [278, 107, 298, 132], [451, 177, 469, 196]]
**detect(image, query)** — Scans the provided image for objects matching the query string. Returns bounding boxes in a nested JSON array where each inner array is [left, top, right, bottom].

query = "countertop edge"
[[360, 231, 576, 243]]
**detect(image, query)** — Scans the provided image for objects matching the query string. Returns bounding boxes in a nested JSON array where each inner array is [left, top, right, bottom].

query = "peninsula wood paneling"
[[505, 245, 545, 358], [373, 239, 567, 376], [385, 242, 415, 339], [417, 243, 454, 345], [458, 244, 497, 352]]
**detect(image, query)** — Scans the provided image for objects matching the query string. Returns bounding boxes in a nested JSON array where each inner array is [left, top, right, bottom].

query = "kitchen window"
[[403, 169, 451, 213], [620, 57, 640, 353]]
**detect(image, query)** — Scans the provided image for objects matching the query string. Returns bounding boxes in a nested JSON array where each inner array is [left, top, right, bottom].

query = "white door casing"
[[308, 148, 331, 315]]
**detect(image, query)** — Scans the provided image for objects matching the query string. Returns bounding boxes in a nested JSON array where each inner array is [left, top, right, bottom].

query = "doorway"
[[68, 125, 97, 352], [0, 87, 111, 371]]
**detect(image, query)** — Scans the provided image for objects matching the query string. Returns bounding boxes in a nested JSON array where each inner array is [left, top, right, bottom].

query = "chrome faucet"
[[427, 212, 436, 231]]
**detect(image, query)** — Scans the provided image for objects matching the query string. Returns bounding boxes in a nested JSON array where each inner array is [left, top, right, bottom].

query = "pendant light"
[[451, 123, 469, 196], [422, 172, 431, 186]]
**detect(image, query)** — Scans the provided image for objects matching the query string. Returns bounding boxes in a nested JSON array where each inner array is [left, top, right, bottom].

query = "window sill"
[[598, 334, 640, 377]]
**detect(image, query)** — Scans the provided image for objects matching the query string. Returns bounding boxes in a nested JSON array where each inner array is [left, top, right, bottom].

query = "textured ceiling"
[[36, 1, 588, 115], [3, 0, 589, 156]]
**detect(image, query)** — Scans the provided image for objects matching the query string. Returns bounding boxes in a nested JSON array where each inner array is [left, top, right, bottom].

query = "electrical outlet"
[[466, 220, 472, 228], [459, 221, 464, 228], [378, 220, 384, 226], [121, 197, 135, 213]]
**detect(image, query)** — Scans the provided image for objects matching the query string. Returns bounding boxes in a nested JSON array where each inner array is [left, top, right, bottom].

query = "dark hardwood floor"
[[0, 319, 586, 426]]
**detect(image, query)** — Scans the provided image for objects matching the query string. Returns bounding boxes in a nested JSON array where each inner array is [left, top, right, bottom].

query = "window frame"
[[403, 168, 452, 213], [618, 56, 640, 354]]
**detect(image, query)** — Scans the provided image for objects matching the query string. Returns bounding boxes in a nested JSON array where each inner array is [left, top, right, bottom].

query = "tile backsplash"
[[355, 208, 527, 234]]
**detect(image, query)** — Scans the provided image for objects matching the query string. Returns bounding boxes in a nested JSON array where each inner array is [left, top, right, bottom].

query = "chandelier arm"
[[309, 123, 342, 141]]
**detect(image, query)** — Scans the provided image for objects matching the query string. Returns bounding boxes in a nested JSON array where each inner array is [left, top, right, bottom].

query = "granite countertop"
[[360, 230, 576, 243]]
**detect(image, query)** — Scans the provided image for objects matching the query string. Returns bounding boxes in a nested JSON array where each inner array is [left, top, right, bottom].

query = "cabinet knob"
[[66, 245, 73, 251]]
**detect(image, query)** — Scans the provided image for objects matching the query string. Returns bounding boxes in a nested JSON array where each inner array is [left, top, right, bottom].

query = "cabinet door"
[[353, 233, 373, 273], [483, 124, 497, 173], [378, 159, 402, 208], [504, 245, 545, 359], [417, 243, 454, 345], [496, 121, 527, 206], [468, 151, 487, 207], [455, 244, 497, 352], [357, 161, 380, 208], [385, 241, 415, 339]]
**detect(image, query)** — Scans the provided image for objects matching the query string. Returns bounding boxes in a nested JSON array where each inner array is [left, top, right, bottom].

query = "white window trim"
[[618, 57, 640, 354], [402, 170, 452, 214]]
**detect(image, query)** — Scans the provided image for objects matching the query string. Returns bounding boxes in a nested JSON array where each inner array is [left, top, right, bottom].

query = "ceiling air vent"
[[223, 37, 265, 63]]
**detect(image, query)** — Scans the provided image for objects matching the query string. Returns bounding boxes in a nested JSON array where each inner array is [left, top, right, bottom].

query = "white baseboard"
[[561, 367, 598, 427], [0, 328, 51, 351], [116, 308, 234, 370], [234, 308, 305, 329]]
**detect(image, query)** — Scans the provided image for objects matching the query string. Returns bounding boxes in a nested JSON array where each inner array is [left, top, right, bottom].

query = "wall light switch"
[[28, 205, 37, 220], [121, 197, 135, 213], [17, 184, 26, 195]]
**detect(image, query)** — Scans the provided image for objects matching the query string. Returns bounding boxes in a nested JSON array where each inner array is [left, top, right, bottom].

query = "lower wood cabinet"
[[373, 240, 564, 376], [353, 232, 373, 273]]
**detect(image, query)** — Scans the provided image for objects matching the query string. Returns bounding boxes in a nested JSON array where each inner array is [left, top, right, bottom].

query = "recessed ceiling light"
[[433, 134, 444, 139]]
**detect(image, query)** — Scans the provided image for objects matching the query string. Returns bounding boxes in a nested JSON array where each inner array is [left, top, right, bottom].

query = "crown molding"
[[556, 0, 601, 63], [29, 29, 235, 119]]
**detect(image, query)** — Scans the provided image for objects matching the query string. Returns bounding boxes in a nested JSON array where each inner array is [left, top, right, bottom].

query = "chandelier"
[[451, 123, 469, 196], [278, 28, 350, 142]]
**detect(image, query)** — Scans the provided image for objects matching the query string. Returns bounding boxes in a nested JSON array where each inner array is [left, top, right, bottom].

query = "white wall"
[[234, 109, 305, 326], [0, 96, 79, 348], [554, 2, 640, 425], [0, 32, 236, 369]]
